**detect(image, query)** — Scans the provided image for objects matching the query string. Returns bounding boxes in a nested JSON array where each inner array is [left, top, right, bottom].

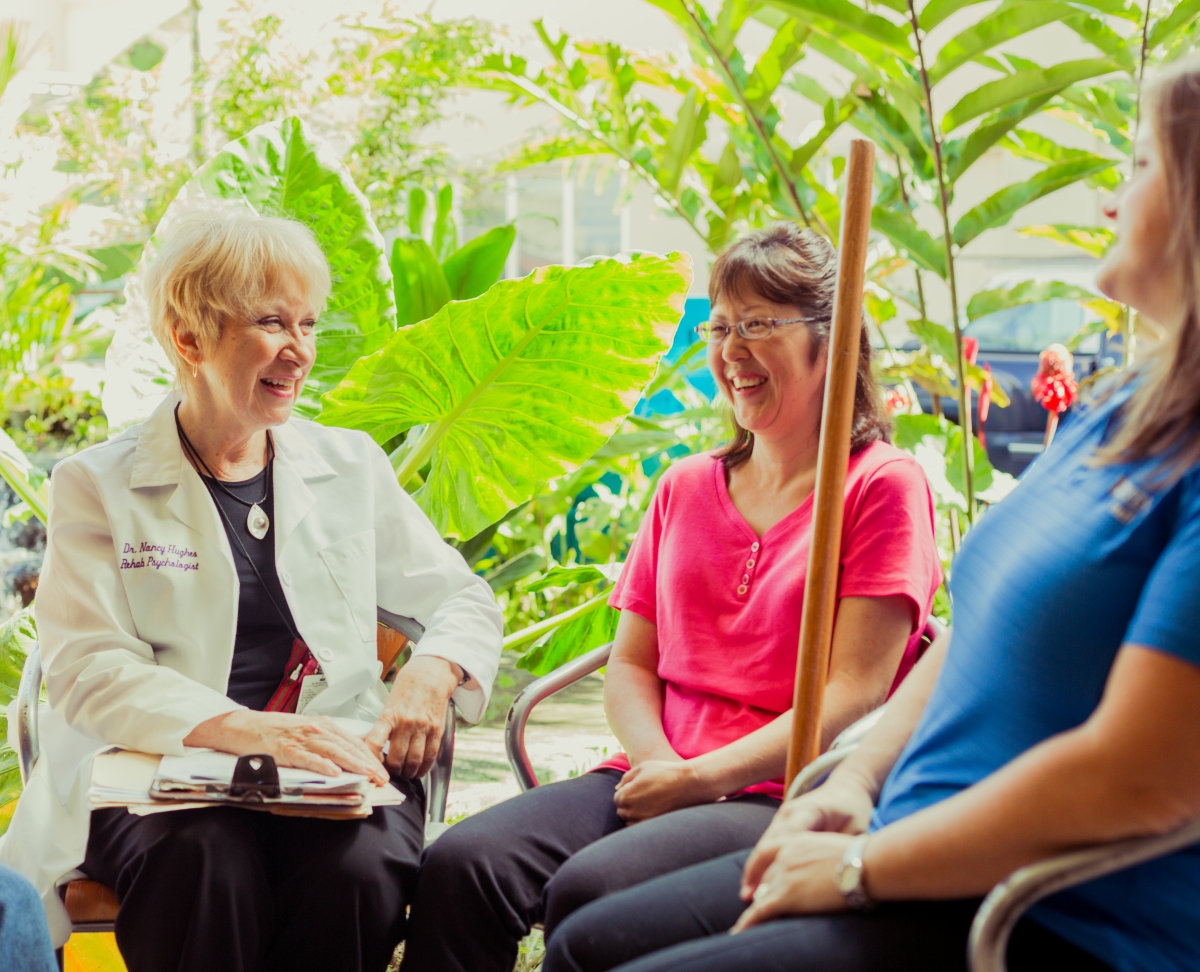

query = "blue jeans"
[[0, 864, 57, 972]]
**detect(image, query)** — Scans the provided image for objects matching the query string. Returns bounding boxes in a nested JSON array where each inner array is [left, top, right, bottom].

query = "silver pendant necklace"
[[175, 405, 274, 540], [246, 503, 270, 540]]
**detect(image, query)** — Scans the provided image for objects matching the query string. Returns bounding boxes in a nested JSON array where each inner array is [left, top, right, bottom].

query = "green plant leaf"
[[517, 601, 620, 676], [928, 2, 1082, 86], [408, 187, 429, 237], [391, 236, 452, 328], [946, 424, 994, 496], [909, 318, 958, 362], [658, 89, 707, 194], [193, 117, 396, 416], [944, 93, 1055, 182], [871, 208, 946, 278], [952, 156, 1116, 246], [967, 279, 1097, 321], [318, 252, 693, 538], [431, 183, 457, 261], [441, 225, 516, 301], [767, 0, 913, 55], [0, 428, 47, 525], [745, 18, 812, 114], [1017, 223, 1115, 258], [526, 563, 619, 592], [942, 58, 1120, 131], [892, 412, 947, 452], [483, 548, 547, 592], [1148, 0, 1200, 50], [919, 0, 991, 31], [0, 608, 36, 809], [593, 430, 682, 459]]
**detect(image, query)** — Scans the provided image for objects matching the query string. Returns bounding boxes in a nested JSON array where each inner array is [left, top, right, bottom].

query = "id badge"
[[297, 673, 328, 712]]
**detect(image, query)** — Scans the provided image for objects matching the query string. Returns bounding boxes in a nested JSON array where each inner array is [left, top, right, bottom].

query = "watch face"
[[837, 863, 860, 895]]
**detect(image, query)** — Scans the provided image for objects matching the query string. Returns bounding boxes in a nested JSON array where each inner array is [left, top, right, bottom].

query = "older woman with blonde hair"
[[543, 55, 1200, 972], [0, 207, 503, 972]]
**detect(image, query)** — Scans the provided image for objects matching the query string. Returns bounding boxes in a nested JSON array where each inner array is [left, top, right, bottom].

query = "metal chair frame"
[[16, 607, 454, 951], [504, 618, 945, 793]]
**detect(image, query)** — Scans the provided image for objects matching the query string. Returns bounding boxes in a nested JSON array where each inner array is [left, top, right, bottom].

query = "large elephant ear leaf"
[[319, 252, 694, 539], [196, 117, 396, 415]]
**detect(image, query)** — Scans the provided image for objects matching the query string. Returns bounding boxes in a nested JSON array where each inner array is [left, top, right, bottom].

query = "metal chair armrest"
[[505, 642, 613, 792], [17, 642, 41, 786], [969, 816, 1200, 972], [784, 705, 885, 800], [374, 609, 455, 827]]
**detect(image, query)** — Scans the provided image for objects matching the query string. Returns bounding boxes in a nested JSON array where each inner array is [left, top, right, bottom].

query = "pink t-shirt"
[[600, 441, 942, 798]]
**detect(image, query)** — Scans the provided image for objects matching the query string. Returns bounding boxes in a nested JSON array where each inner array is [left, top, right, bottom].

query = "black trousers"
[[82, 774, 426, 972], [401, 769, 780, 972], [544, 850, 1118, 972]]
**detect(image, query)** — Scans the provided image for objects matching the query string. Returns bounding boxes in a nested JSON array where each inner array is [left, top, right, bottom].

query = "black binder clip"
[[230, 754, 282, 801]]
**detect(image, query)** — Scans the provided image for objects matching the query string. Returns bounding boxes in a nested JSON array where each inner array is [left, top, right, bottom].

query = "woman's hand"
[[364, 655, 462, 779], [740, 778, 874, 900], [732, 831, 853, 931], [183, 709, 389, 785], [613, 758, 721, 823]]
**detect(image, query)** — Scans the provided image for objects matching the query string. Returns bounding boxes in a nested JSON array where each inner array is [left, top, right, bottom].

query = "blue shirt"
[[873, 382, 1200, 972]]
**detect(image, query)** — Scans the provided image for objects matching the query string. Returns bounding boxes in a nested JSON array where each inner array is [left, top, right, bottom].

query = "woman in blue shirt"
[[539, 56, 1200, 972]]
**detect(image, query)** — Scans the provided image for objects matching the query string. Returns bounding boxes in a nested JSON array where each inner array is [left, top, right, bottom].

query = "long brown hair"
[[709, 223, 890, 471], [1096, 56, 1200, 480]]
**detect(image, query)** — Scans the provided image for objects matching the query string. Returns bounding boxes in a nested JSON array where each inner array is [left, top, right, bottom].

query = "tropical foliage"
[[484, 0, 1200, 528]]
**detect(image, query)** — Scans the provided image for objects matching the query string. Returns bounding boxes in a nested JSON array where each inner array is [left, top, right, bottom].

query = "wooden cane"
[[784, 138, 877, 788]]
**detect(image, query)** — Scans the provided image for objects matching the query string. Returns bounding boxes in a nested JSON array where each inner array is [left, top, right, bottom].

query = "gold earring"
[[192, 362, 198, 378]]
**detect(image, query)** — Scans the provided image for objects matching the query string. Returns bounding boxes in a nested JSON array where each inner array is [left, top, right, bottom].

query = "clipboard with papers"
[[90, 748, 405, 820]]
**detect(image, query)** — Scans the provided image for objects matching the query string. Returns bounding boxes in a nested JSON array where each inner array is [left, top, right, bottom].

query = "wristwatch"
[[835, 834, 875, 911]]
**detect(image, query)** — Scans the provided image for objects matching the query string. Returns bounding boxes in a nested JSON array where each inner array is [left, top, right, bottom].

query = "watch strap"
[[836, 834, 875, 911]]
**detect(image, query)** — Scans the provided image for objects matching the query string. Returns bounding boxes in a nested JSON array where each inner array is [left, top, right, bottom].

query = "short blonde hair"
[[143, 207, 332, 381]]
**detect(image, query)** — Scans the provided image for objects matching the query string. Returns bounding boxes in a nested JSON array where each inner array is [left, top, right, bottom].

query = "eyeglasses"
[[695, 316, 822, 344]]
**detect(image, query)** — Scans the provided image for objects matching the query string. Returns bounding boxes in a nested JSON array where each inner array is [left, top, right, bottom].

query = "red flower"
[[885, 385, 911, 414], [963, 336, 979, 366], [1031, 343, 1077, 414]]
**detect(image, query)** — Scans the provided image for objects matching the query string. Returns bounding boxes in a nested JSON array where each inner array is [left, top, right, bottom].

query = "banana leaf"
[[318, 252, 693, 539], [193, 118, 396, 416]]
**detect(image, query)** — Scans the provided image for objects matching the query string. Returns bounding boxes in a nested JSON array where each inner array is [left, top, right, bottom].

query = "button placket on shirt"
[[738, 540, 761, 596]]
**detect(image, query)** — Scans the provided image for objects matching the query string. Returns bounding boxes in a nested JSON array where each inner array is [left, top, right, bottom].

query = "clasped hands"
[[732, 776, 876, 931]]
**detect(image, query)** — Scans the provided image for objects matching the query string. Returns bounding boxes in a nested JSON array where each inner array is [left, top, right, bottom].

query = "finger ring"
[[753, 883, 771, 902]]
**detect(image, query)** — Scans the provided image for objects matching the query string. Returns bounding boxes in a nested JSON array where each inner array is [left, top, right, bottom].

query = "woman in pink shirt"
[[402, 224, 942, 972]]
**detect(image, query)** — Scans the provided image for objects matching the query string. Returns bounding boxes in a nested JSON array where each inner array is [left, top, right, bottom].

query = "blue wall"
[[637, 297, 715, 416]]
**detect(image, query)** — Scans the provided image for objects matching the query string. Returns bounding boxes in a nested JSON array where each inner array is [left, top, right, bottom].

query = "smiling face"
[[1097, 123, 1182, 326], [707, 288, 827, 445], [175, 274, 317, 436]]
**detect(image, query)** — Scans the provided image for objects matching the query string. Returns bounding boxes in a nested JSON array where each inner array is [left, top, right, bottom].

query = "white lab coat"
[[0, 394, 503, 945]]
